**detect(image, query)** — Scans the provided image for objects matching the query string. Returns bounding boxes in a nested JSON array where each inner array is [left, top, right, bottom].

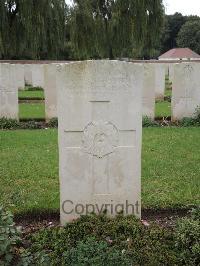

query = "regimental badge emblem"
[[82, 121, 119, 158]]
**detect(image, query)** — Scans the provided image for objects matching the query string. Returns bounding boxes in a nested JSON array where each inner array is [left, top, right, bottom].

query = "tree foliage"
[[177, 19, 200, 55], [0, 0, 169, 60], [70, 0, 164, 59], [160, 13, 200, 55], [0, 0, 66, 59], [160, 12, 187, 53], [1, 1, 200, 60]]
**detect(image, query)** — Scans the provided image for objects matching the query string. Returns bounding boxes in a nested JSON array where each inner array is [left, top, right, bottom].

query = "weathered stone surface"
[[155, 63, 165, 100], [172, 62, 200, 120], [57, 60, 143, 224], [31, 64, 45, 88], [44, 64, 57, 120], [24, 64, 33, 85], [169, 63, 175, 83], [142, 64, 155, 119], [164, 63, 169, 76], [15, 64, 25, 89], [0, 64, 18, 119]]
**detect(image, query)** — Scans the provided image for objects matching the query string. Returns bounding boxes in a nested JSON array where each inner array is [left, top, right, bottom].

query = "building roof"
[[159, 48, 200, 59]]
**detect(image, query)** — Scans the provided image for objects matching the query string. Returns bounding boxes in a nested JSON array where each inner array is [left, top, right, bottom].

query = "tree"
[[177, 19, 200, 54], [160, 12, 187, 53], [70, 0, 164, 59], [0, 0, 67, 59]]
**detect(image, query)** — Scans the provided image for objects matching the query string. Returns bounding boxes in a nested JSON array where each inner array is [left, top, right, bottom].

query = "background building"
[[159, 48, 200, 61]]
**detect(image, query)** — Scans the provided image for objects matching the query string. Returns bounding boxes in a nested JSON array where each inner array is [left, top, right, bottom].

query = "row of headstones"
[[144, 62, 200, 120], [0, 63, 57, 120], [0, 62, 200, 121], [169, 62, 200, 120]]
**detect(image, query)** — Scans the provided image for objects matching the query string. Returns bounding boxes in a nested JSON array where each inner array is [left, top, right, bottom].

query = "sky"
[[164, 0, 200, 16], [66, 0, 200, 16]]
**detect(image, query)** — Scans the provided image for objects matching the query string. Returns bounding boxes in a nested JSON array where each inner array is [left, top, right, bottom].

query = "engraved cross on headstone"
[[64, 100, 136, 196]]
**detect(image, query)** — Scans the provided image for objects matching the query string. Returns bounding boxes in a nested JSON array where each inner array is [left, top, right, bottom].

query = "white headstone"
[[169, 63, 175, 83], [31, 64, 45, 88], [164, 63, 169, 76], [57, 60, 143, 224], [44, 64, 57, 120], [172, 63, 200, 120], [155, 63, 165, 100], [142, 64, 155, 119], [0, 64, 18, 119], [24, 64, 33, 86], [15, 64, 25, 90]]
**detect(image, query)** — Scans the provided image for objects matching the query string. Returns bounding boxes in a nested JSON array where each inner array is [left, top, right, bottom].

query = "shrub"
[[21, 121, 42, 130], [180, 117, 197, 127], [29, 214, 177, 265], [0, 118, 59, 130], [1, 207, 200, 266], [48, 118, 58, 128], [0, 206, 50, 265], [174, 215, 200, 265], [164, 96, 171, 102], [0, 206, 21, 265], [0, 118, 43, 130], [18, 250, 50, 266], [142, 116, 158, 127], [180, 106, 200, 127], [62, 237, 131, 266], [190, 206, 200, 221], [0, 117, 20, 130]]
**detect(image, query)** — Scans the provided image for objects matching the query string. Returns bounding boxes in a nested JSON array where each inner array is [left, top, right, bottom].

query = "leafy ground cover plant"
[[0, 206, 50, 265], [1, 206, 199, 265], [28, 209, 200, 265]]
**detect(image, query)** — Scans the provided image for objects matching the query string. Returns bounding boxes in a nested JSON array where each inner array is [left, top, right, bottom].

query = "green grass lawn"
[[0, 128, 199, 215], [18, 101, 171, 120], [19, 103, 45, 119], [18, 90, 44, 99], [155, 101, 171, 117], [18, 89, 171, 120], [18, 100, 171, 120]]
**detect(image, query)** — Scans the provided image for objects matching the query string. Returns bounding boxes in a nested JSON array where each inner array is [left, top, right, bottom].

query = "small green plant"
[[62, 237, 131, 266], [0, 117, 59, 130], [164, 96, 171, 102], [21, 121, 42, 130], [1, 207, 200, 266], [190, 206, 200, 221], [142, 116, 158, 127], [0, 206, 21, 265], [180, 107, 200, 127], [174, 217, 200, 265], [180, 117, 197, 127], [0, 117, 20, 130], [18, 250, 50, 266], [29, 214, 178, 265], [0, 118, 42, 130], [0, 206, 50, 265], [48, 118, 58, 128], [24, 82, 31, 87]]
